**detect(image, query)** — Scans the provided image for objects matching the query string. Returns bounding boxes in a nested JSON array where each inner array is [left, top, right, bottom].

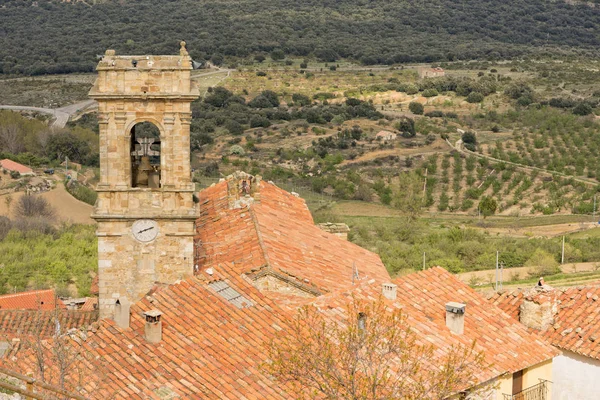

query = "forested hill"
[[1, 0, 600, 75]]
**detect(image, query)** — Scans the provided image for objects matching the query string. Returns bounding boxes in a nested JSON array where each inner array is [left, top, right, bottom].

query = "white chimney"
[[445, 302, 466, 335], [114, 298, 131, 329], [143, 310, 163, 343], [382, 283, 397, 300]]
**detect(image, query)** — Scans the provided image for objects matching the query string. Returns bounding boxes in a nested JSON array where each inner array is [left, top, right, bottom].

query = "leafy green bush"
[[466, 92, 484, 103], [409, 102, 424, 115], [65, 181, 98, 206]]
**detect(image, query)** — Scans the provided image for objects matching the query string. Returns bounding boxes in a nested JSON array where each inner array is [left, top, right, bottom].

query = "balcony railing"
[[503, 379, 549, 400]]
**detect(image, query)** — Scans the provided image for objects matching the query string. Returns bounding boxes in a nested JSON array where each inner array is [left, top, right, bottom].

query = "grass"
[[0, 75, 93, 107]]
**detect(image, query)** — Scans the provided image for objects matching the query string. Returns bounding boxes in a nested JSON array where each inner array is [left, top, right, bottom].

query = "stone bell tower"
[[89, 42, 200, 318]]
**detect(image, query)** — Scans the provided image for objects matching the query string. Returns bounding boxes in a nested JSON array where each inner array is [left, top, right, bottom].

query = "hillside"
[[2, 0, 600, 75]]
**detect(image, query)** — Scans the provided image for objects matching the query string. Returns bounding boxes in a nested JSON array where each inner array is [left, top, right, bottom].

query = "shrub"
[[229, 145, 245, 156], [408, 102, 424, 115], [225, 120, 244, 135], [466, 92, 484, 103], [256, 71, 267, 77], [394, 117, 416, 138], [526, 249, 560, 277], [65, 181, 98, 206], [462, 131, 477, 151], [422, 89, 438, 98], [425, 110, 444, 118], [15, 195, 55, 220], [573, 102, 593, 116]]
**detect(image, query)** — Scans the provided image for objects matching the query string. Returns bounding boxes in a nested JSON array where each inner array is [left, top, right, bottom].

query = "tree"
[[479, 196, 497, 218], [573, 102, 593, 116], [408, 101, 424, 115], [15, 194, 56, 221], [462, 131, 477, 151], [270, 49, 285, 61], [225, 120, 244, 135], [265, 297, 486, 400], [394, 117, 416, 138], [46, 131, 91, 164], [254, 54, 266, 63], [466, 92, 484, 103], [292, 93, 311, 106], [392, 171, 423, 220]]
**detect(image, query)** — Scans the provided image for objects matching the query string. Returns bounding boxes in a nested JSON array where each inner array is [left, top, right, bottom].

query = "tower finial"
[[180, 41, 189, 56]]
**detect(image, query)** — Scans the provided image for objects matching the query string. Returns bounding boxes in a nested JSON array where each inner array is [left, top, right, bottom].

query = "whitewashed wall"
[[553, 350, 600, 400]]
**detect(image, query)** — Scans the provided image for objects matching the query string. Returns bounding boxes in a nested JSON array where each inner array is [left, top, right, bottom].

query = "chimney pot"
[[445, 302, 466, 335], [143, 309, 163, 343], [382, 283, 397, 300], [114, 298, 131, 329]]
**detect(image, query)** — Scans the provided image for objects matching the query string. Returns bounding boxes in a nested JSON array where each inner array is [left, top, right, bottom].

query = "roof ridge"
[[0, 289, 54, 299], [248, 205, 272, 270]]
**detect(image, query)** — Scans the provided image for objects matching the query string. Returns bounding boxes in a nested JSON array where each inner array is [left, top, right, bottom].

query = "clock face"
[[132, 219, 159, 242]]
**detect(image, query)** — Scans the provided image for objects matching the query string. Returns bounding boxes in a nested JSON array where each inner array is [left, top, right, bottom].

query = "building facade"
[[89, 43, 200, 318]]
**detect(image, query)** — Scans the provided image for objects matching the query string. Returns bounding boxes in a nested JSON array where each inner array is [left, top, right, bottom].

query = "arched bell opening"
[[130, 122, 161, 188]]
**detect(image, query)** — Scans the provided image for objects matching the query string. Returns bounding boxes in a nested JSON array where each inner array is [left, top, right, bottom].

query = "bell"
[[136, 156, 152, 187]]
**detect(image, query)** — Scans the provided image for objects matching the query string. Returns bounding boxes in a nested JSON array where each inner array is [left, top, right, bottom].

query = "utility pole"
[[423, 168, 428, 197], [594, 195, 597, 220], [495, 251, 499, 291], [423, 252, 426, 270], [561, 235, 565, 265]]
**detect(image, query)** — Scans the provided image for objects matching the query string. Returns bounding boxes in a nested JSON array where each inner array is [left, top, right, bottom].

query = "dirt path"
[[0, 184, 94, 225], [0, 99, 96, 128], [340, 139, 448, 166], [457, 261, 600, 285], [475, 221, 598, 238]]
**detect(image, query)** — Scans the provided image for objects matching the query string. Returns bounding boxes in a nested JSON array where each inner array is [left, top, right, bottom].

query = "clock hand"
[[137, 226, 155, 234]]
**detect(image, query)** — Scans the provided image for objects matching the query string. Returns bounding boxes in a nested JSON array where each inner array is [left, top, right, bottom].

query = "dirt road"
[[457, 262, 599, 286], [0, 99, 96, 128]]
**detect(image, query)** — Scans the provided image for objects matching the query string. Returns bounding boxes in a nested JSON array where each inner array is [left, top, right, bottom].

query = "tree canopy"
[[2, 0, 600, 75]]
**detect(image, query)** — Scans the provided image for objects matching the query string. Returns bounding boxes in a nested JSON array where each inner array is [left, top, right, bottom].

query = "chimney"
[[226, 171, 261, 209], [519, 291, 558, 330], [114, 298, 130, 329], [445, 302, 466, 335], [143, 310, 163, 343], [382, 283, 397, 300]]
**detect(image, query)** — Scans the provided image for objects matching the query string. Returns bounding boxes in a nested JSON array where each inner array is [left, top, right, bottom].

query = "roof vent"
[[143, 310, 163, 343], [445, 302, 466, 335], [382, 283, 397, 300]]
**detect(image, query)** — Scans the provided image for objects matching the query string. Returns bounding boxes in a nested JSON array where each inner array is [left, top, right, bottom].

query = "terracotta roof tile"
[[0, 309, 98, 339], [195, 180, 390, 295], [0, 159, 33, 174], [490, 285, 600, 360], [0, 289, 64, 311]]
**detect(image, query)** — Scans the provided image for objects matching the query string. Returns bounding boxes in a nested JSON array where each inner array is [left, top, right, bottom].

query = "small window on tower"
[[130, 122, 161, 188]]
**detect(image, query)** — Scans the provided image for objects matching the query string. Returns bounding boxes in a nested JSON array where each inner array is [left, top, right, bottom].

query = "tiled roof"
[[1, 266, 560, 398], [487, 290, 524, 321], [0, 309, 98, 339], [314, 267, 558, 385], [0, 159, 33, 174], [80, 297, 98, 311], [90, 276, 99, 295], [490, 285, 600, 360], [3, 263, 293, 399], [0, 290, 64, 311], [195, 179, 391, 296]]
